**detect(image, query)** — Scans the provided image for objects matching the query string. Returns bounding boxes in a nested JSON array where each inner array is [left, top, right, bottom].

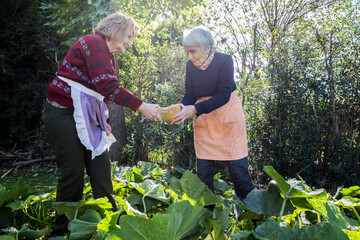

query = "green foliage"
[[40, 0, 114, 50], [118, 201, 211, 240], [170, 171, 221, 206], [1, 0, 359, 210], [118, 25, 196, 167], [0, 180, 35, 228], [52, 198, 113, 221], [2, 224, 49, 240], [242, 181, 295, 217], [1, 163, 360, 239], [0, 179, 53, 232], [111, 0, 205, 23], [0, 0, 60, 150], [203, 0, 360, 191], [253, 219, 349, 240]]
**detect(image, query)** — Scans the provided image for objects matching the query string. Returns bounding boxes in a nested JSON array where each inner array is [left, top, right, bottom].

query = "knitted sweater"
[[181, 52, 236, 116], [46, 34, 143, 111]]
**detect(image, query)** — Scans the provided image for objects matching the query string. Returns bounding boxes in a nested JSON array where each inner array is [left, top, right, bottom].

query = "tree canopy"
[[0, 0, 359, 190]]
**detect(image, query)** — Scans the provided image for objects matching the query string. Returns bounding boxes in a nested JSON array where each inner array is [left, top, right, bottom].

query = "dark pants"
[[196, 157, 254, 200], [42, 102, 116, 234]]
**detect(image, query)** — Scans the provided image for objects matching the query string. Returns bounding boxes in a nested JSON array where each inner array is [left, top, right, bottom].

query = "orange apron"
[[193, 92, 248, 161]]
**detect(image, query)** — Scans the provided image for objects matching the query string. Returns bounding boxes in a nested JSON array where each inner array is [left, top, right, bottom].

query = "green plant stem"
[[351, 206, 360, 222], [74, 207, 79, 219], [23, 206, 39, 222], [42, 203, 46, 222], [278, 196, 288, 223], [38, 204, 42, 222], [298, 215, 302, 228], [317, 213, 321, 223], [142, 196, 147, 215]]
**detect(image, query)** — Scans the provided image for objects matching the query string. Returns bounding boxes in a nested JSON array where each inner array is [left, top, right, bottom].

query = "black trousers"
[[196, 157, 254, 200], [42, 102, 116, 234]]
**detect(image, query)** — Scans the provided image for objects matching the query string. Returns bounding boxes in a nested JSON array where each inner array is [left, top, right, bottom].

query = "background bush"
[[0, 0, 359, 192]]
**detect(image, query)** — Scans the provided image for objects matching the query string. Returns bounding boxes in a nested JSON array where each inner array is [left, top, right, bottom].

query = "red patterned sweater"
[[46, 34, 143, 111]]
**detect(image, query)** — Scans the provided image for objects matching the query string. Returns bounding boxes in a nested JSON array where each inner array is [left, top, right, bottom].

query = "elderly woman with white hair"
[[172, 26, 254, 203], [43, 12, 161, 236]]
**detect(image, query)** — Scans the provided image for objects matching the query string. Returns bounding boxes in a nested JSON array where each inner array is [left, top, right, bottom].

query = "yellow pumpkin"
[[156, 104, 181, 122]]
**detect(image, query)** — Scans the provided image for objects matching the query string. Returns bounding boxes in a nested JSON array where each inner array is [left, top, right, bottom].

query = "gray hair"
[[183, 26, 215, 52], [93, 12, 139, 41]]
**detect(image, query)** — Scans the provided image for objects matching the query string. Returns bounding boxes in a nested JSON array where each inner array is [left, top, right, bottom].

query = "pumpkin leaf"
[[341, 186, 360, 197], [170, 171, 221, 206], [243, 181, 295, 216], [118, 200, 212, 240], [264, 166, 327, 199], [254, 218, 349, 240]]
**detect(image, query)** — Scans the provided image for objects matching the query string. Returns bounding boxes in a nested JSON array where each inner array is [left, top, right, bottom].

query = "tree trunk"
[[108, 57, 128, 164], [108, 102, 128, 163]]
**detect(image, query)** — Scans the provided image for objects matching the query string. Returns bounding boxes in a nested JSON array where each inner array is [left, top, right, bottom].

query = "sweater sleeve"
[[81, 35, 143, 111], [181, 62, 197, 106], [194, 55, 234, 115]]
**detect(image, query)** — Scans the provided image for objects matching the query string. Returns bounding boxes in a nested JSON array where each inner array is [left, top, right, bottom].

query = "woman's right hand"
[[137, 102, 162, 121], [171, 104, 196, 124]]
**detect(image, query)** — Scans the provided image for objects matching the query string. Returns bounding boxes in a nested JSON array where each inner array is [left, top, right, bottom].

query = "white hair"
[[183, 26, 215, 52]]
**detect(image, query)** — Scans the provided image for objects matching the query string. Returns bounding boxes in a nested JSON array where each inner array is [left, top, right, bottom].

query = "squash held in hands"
[[156, 104, 181, 122]]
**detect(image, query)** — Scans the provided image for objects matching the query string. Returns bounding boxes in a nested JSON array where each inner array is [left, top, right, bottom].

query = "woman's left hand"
[[138, 102, 162, 121], [171, 104, 197, 124], [106, 123, 112, 136]]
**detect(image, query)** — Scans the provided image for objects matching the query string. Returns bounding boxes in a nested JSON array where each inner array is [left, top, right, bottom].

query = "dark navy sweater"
[[181, 52, 236, 116]]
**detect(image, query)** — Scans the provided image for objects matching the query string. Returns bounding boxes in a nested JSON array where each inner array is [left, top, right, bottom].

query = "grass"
[[0, 164, 60, 193]]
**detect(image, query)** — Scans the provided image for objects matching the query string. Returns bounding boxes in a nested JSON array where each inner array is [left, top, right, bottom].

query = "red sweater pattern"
[[46, 34, 143, 111]]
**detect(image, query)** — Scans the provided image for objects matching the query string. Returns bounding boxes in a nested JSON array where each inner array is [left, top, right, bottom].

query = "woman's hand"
[[137, 102, 162, 121], [171, 104, 197, 124], [106, 123, 112, 136]]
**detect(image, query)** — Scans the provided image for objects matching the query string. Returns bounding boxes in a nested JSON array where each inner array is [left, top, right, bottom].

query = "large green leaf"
[[230, 231, 252, 239], [52, 198, 113, 221], [2, 224, 49, 240], [68, 219, 98, 240], [254, 218, 349, 240], [341, 186, 360, 197], [18, 228, 49, 240], [263, 166, 327, 199], [0, 235, 14, 240], [0, 180, 34, 207], [308, 200, 360, 230], [333, 196, 360, 218], [94, 229, 122, 240], [118, 162, 169, 187], [115, 196, 145, 216], [126, 190, 159, 213], [170, 171, 220, 206], [118, 200, 212, 240], [81, 209, 102, 223], [336, 197, 360, 207], [214, 178, 231, 193], [242, 181, 295, 216], [343, 230, 360, 240], [137, 161, 164, 179], [212, 207, 232, 240], [131, 179, 171, 204], [94, 211, 121, 239], [112, 180, 127, 195], [112, 165, 132, 184]]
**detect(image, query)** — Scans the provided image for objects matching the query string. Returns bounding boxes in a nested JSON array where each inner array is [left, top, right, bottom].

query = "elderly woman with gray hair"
[[43, 12, 161, 236], [172, 26, 254, 203]]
